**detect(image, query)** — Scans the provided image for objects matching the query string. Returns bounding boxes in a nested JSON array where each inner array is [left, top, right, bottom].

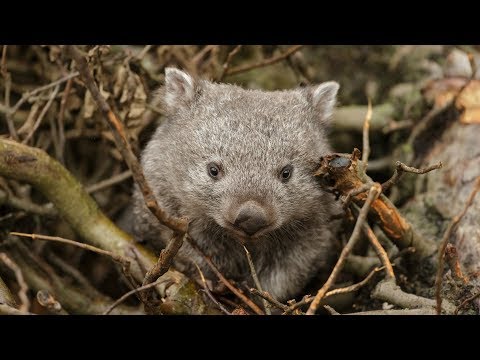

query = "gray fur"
[[132, 68, 341, 301]]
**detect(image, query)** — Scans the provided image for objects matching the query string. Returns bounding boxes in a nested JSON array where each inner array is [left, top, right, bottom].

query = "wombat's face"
[[146, 68, 339, 243]]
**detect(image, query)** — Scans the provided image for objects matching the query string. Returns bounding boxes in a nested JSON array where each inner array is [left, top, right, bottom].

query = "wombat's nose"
[[233, 202, 269, 236]]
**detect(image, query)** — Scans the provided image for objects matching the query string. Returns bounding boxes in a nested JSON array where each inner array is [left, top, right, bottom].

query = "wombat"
[[132, 68, 340, 302]]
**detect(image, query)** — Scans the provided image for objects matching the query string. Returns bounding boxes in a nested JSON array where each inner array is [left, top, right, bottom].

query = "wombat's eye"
[[280, 165, 293, 182], [207, 162, 222, 179]]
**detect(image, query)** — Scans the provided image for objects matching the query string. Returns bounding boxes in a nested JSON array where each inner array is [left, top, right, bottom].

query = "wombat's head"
[[142, 68, 339, 243]]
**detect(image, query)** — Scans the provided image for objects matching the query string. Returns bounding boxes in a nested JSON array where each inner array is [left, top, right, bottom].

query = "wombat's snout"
[[232, 201, 271, 237]]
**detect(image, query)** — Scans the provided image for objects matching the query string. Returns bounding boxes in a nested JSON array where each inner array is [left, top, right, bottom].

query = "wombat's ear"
[[307, 81, 339, 124], [164, 68, 196, 111]]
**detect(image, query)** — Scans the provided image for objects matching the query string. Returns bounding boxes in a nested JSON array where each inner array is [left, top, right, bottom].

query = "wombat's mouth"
[[219, 220, 277, 244]]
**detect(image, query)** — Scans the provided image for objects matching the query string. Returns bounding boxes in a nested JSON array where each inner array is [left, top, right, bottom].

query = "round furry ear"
[[306, 81, 340, 124], [164, 68, 196, 111]]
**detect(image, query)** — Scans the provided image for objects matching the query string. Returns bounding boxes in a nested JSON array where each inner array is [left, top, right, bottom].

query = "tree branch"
[[0, 138, 209, 314]]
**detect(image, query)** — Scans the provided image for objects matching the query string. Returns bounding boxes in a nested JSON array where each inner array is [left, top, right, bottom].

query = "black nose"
[[233, 202, 269, 236]]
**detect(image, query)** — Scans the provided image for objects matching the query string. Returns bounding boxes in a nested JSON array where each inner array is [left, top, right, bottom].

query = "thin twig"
[[225, 45, 304, 77], [8, 71, 79, 117], [10, 232, 131, 269], [219, 45, 242, 81], [326, 266, 384, 297], [0, 189, 56, 216], [435, 176, 480, 314], [342, 183, 372, 212], [22, 84, 60, 144], [324, 305, 341, 315], [56, 76, 73, 163], [103, 277, 165, 315], [86, 170, 132, 194], [194, 262, 231, 315], [283, 266, 383, 314], [0, 252, 30, 312], [362, 98, 372, 166], [382, 161, 443, 192], [250, 288, 288, 312], [306, 183, 381, 315], [187, 236, 264, 315], [244, 246, 271, 315], [362, 224, 395, 280]]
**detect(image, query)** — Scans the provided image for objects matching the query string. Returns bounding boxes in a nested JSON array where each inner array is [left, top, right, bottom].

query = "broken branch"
[[382, 161, 443, 193]]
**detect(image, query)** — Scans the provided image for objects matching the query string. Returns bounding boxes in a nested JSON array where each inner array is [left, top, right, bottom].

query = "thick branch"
[[315, 151, 437, 258], [0, 138, 209, 314], [373, 279, 455, 314]]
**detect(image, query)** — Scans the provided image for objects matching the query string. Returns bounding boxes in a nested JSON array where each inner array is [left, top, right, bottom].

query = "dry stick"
[[362, 98, 372, 166], [194, 262, 231, 315], [1, 45, 18, 140], [283, 266, 384, 315], [454, 291, 480, 315], [11, 232, 130, 267], [250, 288, 288, 312], [187, 237, 264, 315], [444, 244, 469, 284], [382, 161, 443, 193], [142, 232, 185, 286], [324, 305, 341, 315], [86, 170, 132, 194], [373, 279, 455, 313], [22, 85, 60, 144], [219, 45, 242, 81], [363, 224, 395, 280], [435, 176, 480, 314], [0, 189, 56, 217], [0, 252, 30, 312], [103, 277, 165, 315], [14, 231, 137, 291], [8, 71, 79, 118], [225, 45, 304, 77], [56, 77, 73, 163], [342, 183, 372, 212], [306, 183, 381, 315], [244, 246, 271, 315], [65, 45, 188, 289]]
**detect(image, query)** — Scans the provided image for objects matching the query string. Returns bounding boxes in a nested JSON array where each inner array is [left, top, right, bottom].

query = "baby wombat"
[[132, 68, 340, 301]]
